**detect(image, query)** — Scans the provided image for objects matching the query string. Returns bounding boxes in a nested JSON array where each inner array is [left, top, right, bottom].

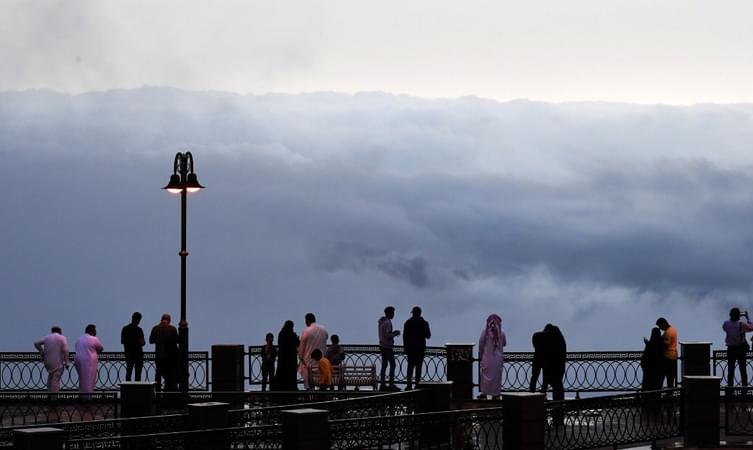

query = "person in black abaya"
[[274, 320, 300, 391], [542, 324, 567, 401], [641, 327, 664, 391]]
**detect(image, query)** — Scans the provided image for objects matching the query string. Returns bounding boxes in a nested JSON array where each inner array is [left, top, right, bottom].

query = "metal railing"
[[248, 344, 448, 388], [544, 388, 683, 450], [0, 352, 209, 391], [724, 386, 753, 436]]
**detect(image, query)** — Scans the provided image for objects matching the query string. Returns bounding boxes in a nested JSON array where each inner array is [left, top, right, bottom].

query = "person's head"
[[650, 327, 662, 341], [311, 348, 322, 361], [161, 313, 171, 324], [305, 313, 316, 326], [384, 306, 395, 319], [265, 333, 274, 344], [51, 326, 62, 334], [283, 320, 294, 331], [730, 308, 741, 321], [656, 317, 669, 331], [331, 334, 340, 345], [131, 311, 142, 325], [411, 306, 422, 317], [85, 324, 97, 336]]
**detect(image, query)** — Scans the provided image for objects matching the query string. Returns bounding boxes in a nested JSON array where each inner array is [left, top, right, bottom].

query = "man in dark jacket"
[[149, 313, 179, 391], [121, 312, 145, 381], [542, 323, 567, 401], [403, 306, 431, 390]]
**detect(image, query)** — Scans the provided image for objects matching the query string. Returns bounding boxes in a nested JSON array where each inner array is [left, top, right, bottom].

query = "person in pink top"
[[34, 326, 69, 393], [74, 324, 104, 394], [723, 308, 753, 386], [478, 314, 506, 399]]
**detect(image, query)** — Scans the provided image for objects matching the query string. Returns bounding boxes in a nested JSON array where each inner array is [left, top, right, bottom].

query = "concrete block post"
[[13, 427, 66, 450], [119, 381, 156, 418], [502, 393, 545, 450], [187, 402, 230, 450], [681, 342, 712, 378], [281, 408, 329, 450], [416, 381, 453, 448], [683, 375, 721, 448], [211, 344, 245, 392], [446, 342, 475, 401]]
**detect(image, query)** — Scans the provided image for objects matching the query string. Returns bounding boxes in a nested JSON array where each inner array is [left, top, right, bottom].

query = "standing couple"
[[641, 317, 678, 390]]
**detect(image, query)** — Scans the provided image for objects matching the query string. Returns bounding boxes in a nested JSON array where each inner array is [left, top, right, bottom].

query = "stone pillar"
[[186, 402, 230, 450], [681, 342, 712, 378], [445, 342, 475, 401], [416, 382, 453, 447], [13, 427, 65, 450], [281, 408, 329, 450], [683, 376, 720, 448], [120, 381, 156, 418], [502, 393, 545, 450], [211, 344, 245, 392]]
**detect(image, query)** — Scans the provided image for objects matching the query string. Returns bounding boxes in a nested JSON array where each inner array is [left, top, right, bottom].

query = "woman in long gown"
[[274, 320, 300, 391], [641, 327, 664, 391], [479, 314, 506, 399]]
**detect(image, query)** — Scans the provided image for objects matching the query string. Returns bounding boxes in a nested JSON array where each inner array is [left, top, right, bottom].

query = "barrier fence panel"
[[724, 386, 753, 436], [544, 388, 683, 450], [713, 350, 753, 388], [0, 352, 209, 391]]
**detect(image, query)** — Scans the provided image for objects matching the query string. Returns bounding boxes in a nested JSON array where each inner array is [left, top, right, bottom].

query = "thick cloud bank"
[[2, 88, 753, 351]]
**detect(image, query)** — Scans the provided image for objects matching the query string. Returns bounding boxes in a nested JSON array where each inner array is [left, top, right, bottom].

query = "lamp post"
[[163, 151, 204, 393]]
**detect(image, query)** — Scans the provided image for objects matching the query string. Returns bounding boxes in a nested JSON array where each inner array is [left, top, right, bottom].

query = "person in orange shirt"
[[656, 317, 678, 387], [311, 349, 332, 390]]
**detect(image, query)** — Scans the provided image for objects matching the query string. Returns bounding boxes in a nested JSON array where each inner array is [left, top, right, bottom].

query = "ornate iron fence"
[[713, 350, 753, 387], [0, 352, 209, 391], [232, 390, 419, 427], [724, 386, 753, 436], [544, 388, 683, 450], [248, 344, 448, 388], [329, 406, 504, 449], [504, 351, 646, 393]]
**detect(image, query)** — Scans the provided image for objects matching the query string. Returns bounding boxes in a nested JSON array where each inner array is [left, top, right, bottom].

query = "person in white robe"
[[479, 314, 506, 399], [74, 324, 104, 394], [298, 313, 329, 389], [34, 326, 69, 393]]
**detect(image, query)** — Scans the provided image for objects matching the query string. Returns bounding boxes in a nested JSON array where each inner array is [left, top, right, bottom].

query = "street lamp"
[[163, 151, 204, 393]]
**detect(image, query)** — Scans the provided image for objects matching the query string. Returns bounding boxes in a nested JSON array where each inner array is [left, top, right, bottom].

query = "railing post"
[[282, 408, 329, 450], [13, 427, 65, 450], [683, 375, 720, 448], [211, 344, 245, 392], [417, 381, 453, 412], [502, 393, 545, 450], [120, 381, 156, 418], [681, 342, 711, 378], [445, 342, 475, 401], [187, 402, 230, 450]]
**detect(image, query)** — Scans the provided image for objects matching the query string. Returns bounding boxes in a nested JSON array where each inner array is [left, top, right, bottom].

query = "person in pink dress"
[[74, 324, 104, 395], [478, 314, 506, 399]]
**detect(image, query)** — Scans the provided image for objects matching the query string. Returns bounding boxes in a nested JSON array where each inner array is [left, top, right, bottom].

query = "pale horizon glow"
[[2, 0, 753, 104]]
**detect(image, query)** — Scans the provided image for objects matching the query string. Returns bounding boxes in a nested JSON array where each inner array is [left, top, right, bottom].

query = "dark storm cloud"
[[3, 88, 753, 350]]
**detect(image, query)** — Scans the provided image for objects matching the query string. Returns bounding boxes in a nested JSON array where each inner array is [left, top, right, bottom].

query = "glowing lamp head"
[[185, 173, 205, 193], [163, 174, 183, 193]]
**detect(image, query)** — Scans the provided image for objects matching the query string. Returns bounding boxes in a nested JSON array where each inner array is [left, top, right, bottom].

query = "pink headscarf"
[[485, 314, 503, 348]]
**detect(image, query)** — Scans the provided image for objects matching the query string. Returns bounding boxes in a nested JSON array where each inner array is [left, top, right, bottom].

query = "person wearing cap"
[[403, 306, 431, 390], [34, 326, 70, 393], [149, 313, 179, 391]]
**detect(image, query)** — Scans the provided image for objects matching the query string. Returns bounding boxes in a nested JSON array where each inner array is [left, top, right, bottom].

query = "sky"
[[2, 2, 753, 353]]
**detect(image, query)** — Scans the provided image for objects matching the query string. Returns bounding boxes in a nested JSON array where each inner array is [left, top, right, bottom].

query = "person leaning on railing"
[[723, 307, 753, 387]]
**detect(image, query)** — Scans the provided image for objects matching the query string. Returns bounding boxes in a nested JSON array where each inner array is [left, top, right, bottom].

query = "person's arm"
[[425, 322, 431, 340], [501, 331, 507, 348], [34, 339, 43, 353], [121, 327, 126, 346], [149, 328, 156, 345], [743, 319, 753, 332], [139, 329, 145, 347], [62, 339, 69, 366]]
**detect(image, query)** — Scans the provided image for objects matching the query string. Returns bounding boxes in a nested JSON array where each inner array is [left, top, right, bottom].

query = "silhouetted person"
[[541, 323, 566, 401], [479, 314, 506, 399], [403, 306, 431, 390], [378, 306, 401, 391], [274, 320, 299, 391], [74, 324, 104, 395], [723, 307, 753, 386], [641, 327, 664, 391], [298, 313, 328, 390], [149, 313, 178, 391], [655, 317, 678, 388], [326, 334, 345, 366], [121, 312, 145, 382], [311, 348, 332, 390], [261, 332, 277, 391], [34, 326, 69, 393], [529, 330, 546, 393]]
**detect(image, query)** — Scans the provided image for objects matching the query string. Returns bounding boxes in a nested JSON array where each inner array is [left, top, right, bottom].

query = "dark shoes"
[[379, 384, 402, 392]]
